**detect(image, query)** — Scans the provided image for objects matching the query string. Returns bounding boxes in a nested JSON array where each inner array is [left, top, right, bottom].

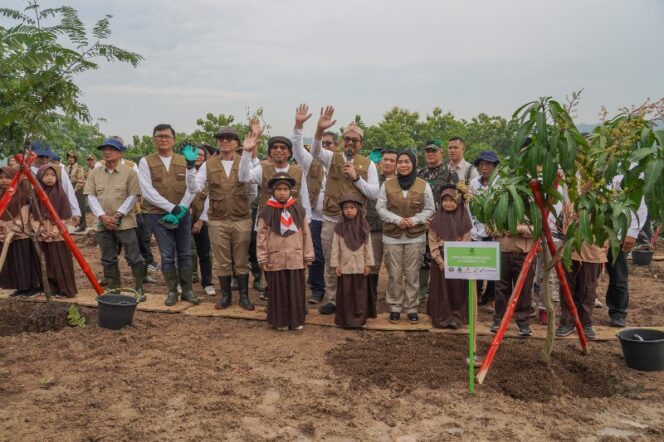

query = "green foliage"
[[0, 1, 142, 155], [471, 95, 664, 268], [66, 304, 86, 327]]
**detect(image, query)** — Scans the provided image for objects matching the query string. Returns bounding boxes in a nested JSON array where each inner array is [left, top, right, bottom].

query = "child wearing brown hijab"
[[427, 184, 472, 329], [32, 164, 77, 298], [0, 166, 43, 296], [330, 193, 375, 328], [256, 172, 314, 330]]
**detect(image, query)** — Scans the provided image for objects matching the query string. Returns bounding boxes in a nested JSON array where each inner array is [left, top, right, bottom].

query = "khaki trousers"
[[321, 220, 339, 304], [384, 242, 425, 314], [208, 218, 252, 277], [370, 231, 384, 275]]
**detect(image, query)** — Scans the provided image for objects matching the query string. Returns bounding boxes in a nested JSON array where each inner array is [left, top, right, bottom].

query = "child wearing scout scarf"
[[427, 185, 472, 329], [32, 164, 77, 297], [256, 172, 314, 330], [330, 193, 375, 328]]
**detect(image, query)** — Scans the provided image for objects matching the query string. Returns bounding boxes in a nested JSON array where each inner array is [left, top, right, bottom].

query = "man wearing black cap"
[[85, 138, 146, 300], [416, 139, 459, 301], [65, 151, 87, 232], [470, 150, 500, 306], [138, 124, 200, 307], [184, 126, 258, 310]]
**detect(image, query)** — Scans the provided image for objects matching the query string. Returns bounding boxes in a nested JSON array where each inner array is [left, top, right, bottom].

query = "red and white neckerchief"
[[266, 196, 299, 236]]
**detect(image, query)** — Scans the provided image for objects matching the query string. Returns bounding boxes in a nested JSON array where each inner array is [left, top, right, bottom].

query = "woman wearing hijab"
[[376, 150, 435, 324], [427, 185, 473, 329], [330, 193, 375, 328], [256, 172, 314, 330], [32, 164, 77, 297], [0, 167, 43, 296]]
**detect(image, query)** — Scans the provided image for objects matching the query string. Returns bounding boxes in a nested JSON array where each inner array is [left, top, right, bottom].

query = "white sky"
[[6, 0, 664, 140]]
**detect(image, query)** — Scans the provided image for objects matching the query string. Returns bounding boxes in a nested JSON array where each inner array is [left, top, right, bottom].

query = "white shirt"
[[310, 137, 380, 223], [95, 158, 139, 173], [238, 149, 312, 223], [449, 159, 480, 184], [137, 155, 194, 213], [31, 163, 81, 217], [469, 175, 490, 241], [610, 175, 648, 238], [291, 128, 325, 221], [376, 181, 435, 244]]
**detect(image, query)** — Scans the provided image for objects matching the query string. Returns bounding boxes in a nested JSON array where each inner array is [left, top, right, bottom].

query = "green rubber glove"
[[182, 144, 198, 168], [161, 213, 179, 224], [175, 205, 188, 221]]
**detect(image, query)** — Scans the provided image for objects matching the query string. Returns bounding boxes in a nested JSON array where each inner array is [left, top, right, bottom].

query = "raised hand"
[[182, 143, 198, 169], [317, 106, 336, 132], [243, 129, 260, 152], [294, 104, 312, 129], [250, 117, 264, 138]]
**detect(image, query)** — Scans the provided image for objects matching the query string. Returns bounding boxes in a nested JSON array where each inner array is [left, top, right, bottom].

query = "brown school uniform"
[[330, 231, 375, 328], [256, 205, 314, 329]]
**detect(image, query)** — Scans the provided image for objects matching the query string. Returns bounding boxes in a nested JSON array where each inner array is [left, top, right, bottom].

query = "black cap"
[[267, 172, 296, 190], [214, 127, 240, 141], [267, 136, 293, 160]]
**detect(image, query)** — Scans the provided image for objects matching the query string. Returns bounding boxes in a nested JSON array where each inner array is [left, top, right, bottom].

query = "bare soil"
[[1, 224, 664, 441]]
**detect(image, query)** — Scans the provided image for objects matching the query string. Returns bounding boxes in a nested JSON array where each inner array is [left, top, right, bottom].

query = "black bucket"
[[617, 328, 664, 371], [631, 250, 653, 266], [97, 290, 139, 330]]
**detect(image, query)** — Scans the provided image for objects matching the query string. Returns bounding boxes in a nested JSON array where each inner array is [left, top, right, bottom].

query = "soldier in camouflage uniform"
[[416, 139, 458, 301]]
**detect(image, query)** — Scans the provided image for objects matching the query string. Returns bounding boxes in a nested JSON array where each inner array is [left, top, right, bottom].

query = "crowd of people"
[[0, 104, 648, 337]]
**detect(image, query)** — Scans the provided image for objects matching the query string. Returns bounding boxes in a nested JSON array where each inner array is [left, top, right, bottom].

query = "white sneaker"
[[594, 298, 603, 308], [177, 284, 182, 294], [204, 285, 216, 296]]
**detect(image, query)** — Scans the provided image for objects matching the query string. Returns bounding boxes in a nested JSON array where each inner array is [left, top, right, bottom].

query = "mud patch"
[[327, 334, 625, 402], [0, 299, 69, 336]]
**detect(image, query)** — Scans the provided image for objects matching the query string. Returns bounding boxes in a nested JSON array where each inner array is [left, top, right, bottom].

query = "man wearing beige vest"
[[185, 127, 258, 310], [309, 106, 380, 315], [138, 124, 200, 307]]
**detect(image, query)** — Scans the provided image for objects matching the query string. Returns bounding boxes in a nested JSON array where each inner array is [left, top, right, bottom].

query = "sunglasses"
[[343, 137, 361, 144]]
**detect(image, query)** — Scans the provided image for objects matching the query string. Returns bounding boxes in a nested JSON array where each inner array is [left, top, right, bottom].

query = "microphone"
[[344, 149, 352, 177]]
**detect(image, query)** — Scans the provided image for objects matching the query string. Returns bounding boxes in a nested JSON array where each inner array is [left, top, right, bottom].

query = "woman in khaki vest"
[[376, 150, 435, 324]]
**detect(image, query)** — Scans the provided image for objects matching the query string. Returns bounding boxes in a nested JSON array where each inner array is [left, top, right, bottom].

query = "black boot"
[[163, 269, 179, 306], [178, 267, 201, 305], [252, 270, 266, 293], [230, 274, 238, 290], [103, 264, 121, 293], [131, 265, 147, 302], [237, 274, 255, 311], [216, 276, 232, 309]]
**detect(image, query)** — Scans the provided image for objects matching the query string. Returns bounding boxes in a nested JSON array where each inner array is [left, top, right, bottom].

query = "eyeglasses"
[[153, 135, 173, 140], [217, 135, 235, 142], [343, 137, 361, 144], [322, 141, 335, 147], [271, 145, 289, 151]]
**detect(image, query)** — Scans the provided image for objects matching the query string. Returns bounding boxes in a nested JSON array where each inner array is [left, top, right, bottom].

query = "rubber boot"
[[216, 275, 232, 309], [103, 264, 121, 293], [163, 269, 180, 306], [131, 265, 147, 302], [237, 274, 255, 311], [230, 274, 238, 291], [252, 270, 266, 293], [178, 267, 201, 305]]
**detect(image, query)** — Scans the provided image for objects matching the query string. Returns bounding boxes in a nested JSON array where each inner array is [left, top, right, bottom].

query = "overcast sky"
[[7, 0, 664, 141]]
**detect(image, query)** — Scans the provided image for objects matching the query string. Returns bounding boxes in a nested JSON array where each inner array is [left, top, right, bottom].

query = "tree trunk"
[[539, 237, 556, 364]]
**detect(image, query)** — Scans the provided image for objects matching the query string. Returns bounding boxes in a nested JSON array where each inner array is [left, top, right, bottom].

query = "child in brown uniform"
[[330, 193, 375, 328], [257, 172, 314, 330], [427, 185, 472, 329], [32, 164, 77, 297]]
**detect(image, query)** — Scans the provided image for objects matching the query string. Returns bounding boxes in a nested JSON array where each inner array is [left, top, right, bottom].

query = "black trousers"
[[193, 223, 213, 287], [606, 249, 629, 321], [562, 261, 601, 326], [494, 252, 535, 325], [136, 213, 156, 266]]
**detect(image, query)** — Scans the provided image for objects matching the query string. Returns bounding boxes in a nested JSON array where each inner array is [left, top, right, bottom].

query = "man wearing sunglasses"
[[306, 106, 380, 315]]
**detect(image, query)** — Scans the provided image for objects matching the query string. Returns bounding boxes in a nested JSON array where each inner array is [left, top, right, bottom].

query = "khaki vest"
[[207, 156, 251, 221], [259, 164, 304, 208], [383, 177, 427, 238], [191, 186, 208, 221], [323, 152, 370, 217], [142, 154, 187, 215], [306, 159, 324, 210]]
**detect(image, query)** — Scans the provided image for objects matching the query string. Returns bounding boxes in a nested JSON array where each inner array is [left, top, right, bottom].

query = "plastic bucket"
[[97, 289, 139, 330], [631, 250, 653, 266], [617, 328, 664, 371]]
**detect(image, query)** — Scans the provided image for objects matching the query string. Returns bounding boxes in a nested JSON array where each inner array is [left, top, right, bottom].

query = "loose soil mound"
[[327, 333, 628, 402], [0, 299, 69, 336]]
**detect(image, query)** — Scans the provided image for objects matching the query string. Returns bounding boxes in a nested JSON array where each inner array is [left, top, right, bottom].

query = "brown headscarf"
[[258, 176, 305, 237], [429, 186, 472, 241], [334, 193, 370, 251], [0, 167, 29, 220], [31, 164, 72, 221]]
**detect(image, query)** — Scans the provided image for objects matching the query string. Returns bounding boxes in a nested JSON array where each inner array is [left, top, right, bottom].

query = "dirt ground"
[[1, 225, 664, 441]]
